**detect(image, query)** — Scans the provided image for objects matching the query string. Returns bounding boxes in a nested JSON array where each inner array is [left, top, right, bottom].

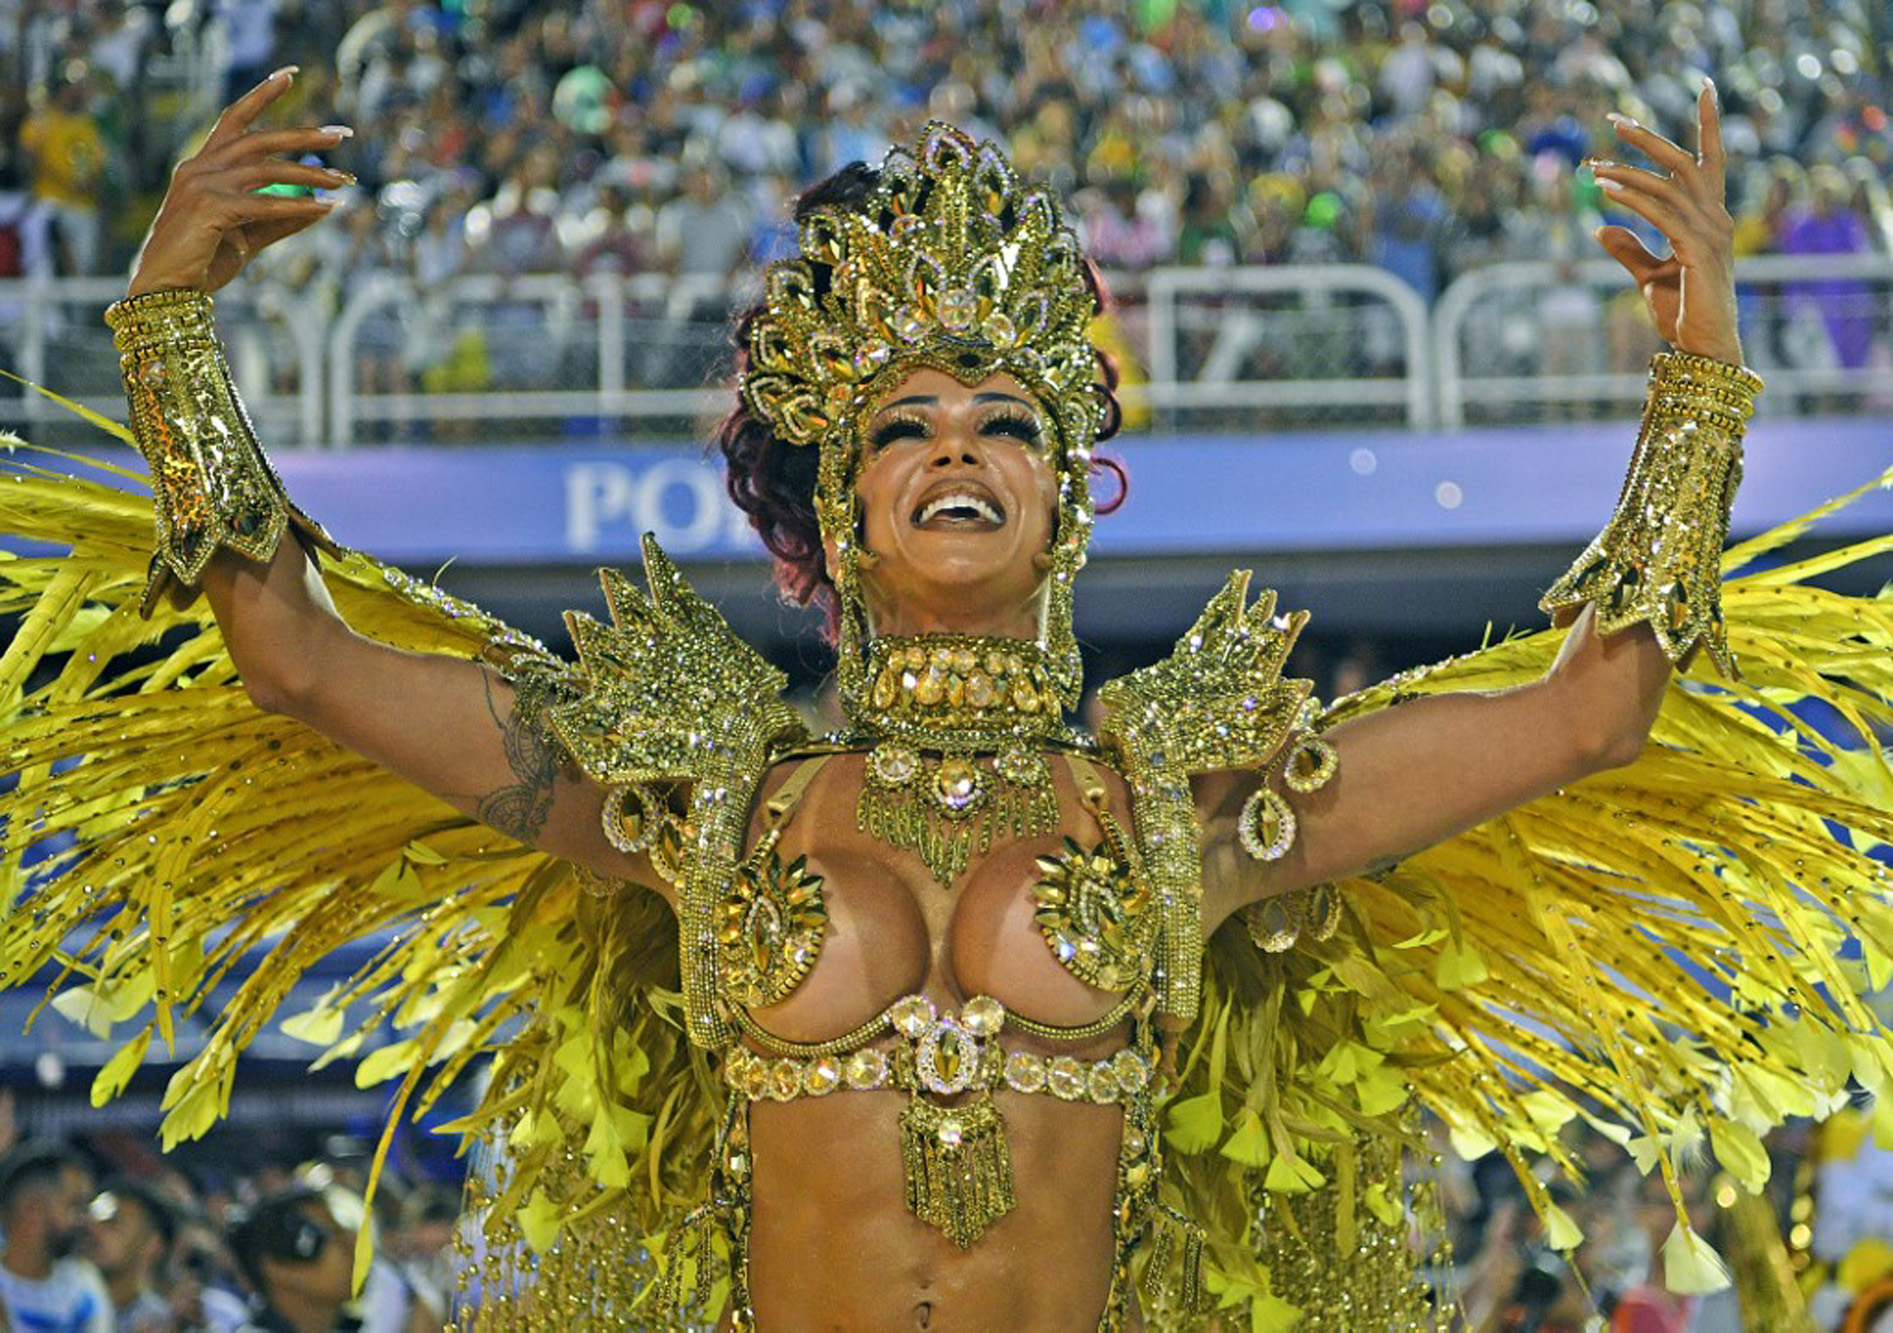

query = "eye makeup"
[[870, 406, 933, 450]]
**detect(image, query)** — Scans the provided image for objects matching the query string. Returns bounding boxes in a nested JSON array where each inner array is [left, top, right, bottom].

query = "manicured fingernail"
[[320, 125, 355, 139], [1606, 112, 1637, 128], [1597, 178, 1625, 192], [1587, 158, 1617, 170], [269, 65, 299, 82], [328, 170, 357, 184]]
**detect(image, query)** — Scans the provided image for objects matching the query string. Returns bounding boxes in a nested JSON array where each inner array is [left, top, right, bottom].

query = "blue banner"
[[40, 416, 1893, 565]]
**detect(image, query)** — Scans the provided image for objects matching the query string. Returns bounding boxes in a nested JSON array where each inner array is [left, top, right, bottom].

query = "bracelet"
[[105, 288, 338, 614], [1540, 351, 1761, 677]]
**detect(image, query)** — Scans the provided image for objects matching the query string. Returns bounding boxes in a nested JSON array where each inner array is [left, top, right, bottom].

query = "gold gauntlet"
[[105, 288, 338, 614], [1540, 351, 1762, 677]]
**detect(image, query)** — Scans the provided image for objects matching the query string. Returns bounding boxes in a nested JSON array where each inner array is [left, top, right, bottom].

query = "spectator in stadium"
[[0, 1142, 111, 1333], [86, 1180, 181, 1333], [17, 64, 107, 276], [227, 1191, 360, 1333]]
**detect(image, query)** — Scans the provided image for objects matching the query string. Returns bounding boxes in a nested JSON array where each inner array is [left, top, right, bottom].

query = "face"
[[265, 1204, 355, 1306], [85, 1192, 160, 1279], [845, 367, 1059, 639], [42, 1166, 93, 1259]]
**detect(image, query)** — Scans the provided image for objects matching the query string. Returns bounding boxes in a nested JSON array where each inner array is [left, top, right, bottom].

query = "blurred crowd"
[[0, 1129, 457, 1333], [7, 1106, 1885, 1333], [0, 0, 1885, 300]]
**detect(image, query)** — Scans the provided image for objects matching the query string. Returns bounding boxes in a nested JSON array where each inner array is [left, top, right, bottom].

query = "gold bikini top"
[[713, 749, 1162, 1110]]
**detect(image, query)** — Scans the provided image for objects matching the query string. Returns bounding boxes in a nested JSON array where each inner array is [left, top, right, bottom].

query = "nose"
[[927, 422, 981, 469]]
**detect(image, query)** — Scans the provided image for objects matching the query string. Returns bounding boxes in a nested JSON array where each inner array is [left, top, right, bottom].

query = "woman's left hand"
[[1588, 79, 1743, 365]]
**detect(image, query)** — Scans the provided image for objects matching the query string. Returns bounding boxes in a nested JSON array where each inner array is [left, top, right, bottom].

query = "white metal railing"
[[2, 256, 1886, 445], [1435, 253, 1893, 427], [1145, 263, 1434, 427]]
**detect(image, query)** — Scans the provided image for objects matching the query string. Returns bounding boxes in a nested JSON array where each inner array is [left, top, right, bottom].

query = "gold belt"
[[724, 993, 1153, 1248]]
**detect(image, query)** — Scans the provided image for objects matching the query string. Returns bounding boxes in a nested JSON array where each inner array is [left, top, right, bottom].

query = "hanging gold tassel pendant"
[[860, 743, 1059, 886], [899, 1092, 1016, 1247]]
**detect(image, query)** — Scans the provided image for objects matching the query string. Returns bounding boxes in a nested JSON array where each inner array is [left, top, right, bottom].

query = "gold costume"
[[3, 123, 1892, 1332]]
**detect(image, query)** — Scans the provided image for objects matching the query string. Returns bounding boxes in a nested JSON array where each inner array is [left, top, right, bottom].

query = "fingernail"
[[1606, 112, 1637, 127], [1597, 178, 1625, 192], [269, 65, 299, 82], [320, 125, 355, 139], [329, 170, 358, 184], [1588, 158, 1617, 170]]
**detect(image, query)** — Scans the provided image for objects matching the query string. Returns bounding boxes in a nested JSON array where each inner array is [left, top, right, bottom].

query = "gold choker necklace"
[[849, 635, 1069, 886]]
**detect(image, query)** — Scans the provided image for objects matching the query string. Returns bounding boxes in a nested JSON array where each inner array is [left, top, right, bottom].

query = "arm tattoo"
[[475, 670, 562, 844]]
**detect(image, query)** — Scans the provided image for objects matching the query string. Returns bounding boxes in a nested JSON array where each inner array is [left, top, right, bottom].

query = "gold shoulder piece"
[[548, 535, 809, 1047], [1096, 572, 1315, 1021]]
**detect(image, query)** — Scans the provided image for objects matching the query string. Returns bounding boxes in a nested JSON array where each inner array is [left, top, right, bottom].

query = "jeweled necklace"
[[846, 634, 1071, 886]]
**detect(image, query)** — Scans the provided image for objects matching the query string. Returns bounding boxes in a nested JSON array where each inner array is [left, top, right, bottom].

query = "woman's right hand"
[[127, 66, 355, 299]]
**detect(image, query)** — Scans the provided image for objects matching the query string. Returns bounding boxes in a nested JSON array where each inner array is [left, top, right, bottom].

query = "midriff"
[[738, 1084, 1141, 1331]]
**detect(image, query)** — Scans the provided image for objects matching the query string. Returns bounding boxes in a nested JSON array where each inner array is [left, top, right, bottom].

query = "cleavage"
[[743, 757, 1132, 1045]]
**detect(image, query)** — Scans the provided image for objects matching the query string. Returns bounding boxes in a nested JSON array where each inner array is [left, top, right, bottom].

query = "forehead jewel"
[[740, 121, 1105, 450]]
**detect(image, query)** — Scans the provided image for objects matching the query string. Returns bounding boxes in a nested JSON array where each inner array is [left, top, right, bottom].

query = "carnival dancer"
[[3, 70, 1890, 1333]]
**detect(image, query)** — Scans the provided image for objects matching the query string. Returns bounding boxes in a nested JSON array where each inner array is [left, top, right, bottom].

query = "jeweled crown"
[[740, 121, 1105, 458]]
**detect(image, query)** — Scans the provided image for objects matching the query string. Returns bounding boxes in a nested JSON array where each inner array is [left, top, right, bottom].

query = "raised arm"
[[1202, 80, 1754, 930], [117, 70, 658, 894]]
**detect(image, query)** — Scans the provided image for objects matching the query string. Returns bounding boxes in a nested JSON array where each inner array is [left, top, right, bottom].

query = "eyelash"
[[868, 409, 1045, 450]]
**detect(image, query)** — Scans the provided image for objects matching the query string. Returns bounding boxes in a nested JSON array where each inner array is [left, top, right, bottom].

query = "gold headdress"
[[740, 121, 1109, 711]]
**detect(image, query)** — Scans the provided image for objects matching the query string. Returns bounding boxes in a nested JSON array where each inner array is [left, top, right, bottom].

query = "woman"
[[5, 70, 1890, 1333]]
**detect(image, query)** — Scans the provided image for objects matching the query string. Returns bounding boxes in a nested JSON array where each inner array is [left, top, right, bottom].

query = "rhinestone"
[[854, 341, 892, 375], [981, 311, 1017, 345], [937, 1118, 964, 1148], [871, 745, 919, 786], [938, 287, 977, 330], [742, 1058, 769, 1100], [769, 1061, 801, 1101], [803, 1057, 841, 1096], [1125, 1128, 1148, 1156], [1048, 1057, 1086, 1100], [1238, 787, 1297, 862], [1004, 1052, 1046, 1093], [891, 994, 936, 1037], [871, 668, 899, 711], [917, 1018, 979, 1095], [935, 759, 984, 813], [1111, 1049, 1147, 1090], [1088, 1063, 1120, 1103], [914, 666, 947, 706], [962, 995, 1004, 1037], [964, 672, 997, 708], [895, 306, 928, 342], [844, 1049, 889, 1089]]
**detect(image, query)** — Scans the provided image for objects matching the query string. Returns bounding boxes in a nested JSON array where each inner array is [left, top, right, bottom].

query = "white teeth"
[[918, 493, 1002, 525]]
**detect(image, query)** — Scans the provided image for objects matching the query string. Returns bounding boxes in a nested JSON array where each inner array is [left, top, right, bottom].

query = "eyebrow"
[[871, 392, 1037, 416]]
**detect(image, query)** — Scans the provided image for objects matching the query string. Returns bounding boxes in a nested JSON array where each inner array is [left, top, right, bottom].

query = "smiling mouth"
[[913, 486, 1006, 531]]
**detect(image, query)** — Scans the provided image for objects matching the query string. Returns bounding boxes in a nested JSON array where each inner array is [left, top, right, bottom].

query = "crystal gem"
[[1004, 1052, 1046, 1094], [742, 1058, 769, 1100], [917, 1017, 978, 1095], [982, 311, 1017, 346], [994, 745, 1042, 785], [855, 341, 892, 376], [803, 1057, 841, 1096], [964, 672, 997, 708], [938, 287, 977, 330], [935, 759, 983, 812], [1088, 1063, 1120, 1103], [937, 1118, 964, 1148], [895, 306, 928, 342], [891, 994, 937, 1037], [1125, 1129, 1148, 1157], [1048, 1057, 1087, 1100], [871, 668, 899, 711], [871, 745, 919, 787], [844, 1049, 889, 1089], [1111, 1049, 1147, 1090], [1012, 679, 1040, 712], [962, 995, 1005, 1037], [914, 667, 947, 706], [769, 1061, 801, 1101]]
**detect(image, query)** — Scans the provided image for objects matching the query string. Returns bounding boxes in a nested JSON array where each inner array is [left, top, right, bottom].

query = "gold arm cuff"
[[1539, 351, 1761, 677], [104, 288, 340, 615]]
